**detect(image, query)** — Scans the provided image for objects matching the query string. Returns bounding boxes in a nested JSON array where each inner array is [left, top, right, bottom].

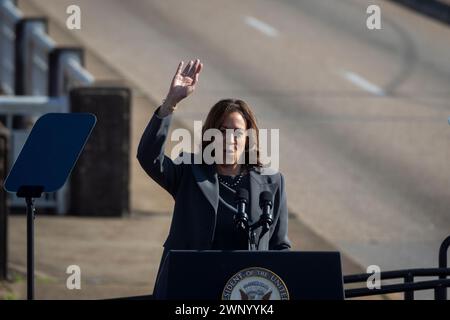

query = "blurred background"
[[1, 0, 449, 300]]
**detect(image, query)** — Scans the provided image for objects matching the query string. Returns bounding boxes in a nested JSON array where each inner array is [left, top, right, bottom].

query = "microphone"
[[259, 191, 273, 233], [234, 188, 249, 232]]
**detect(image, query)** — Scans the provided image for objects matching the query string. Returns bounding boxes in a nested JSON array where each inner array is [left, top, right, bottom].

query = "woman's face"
[[219, 111, 247, 165]]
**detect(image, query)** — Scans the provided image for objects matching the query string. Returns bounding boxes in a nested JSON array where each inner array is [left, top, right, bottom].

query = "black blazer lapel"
[[191, 163, 219, 213]]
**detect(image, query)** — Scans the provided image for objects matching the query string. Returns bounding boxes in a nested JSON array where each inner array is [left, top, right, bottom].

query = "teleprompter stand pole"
[[17, 186, 43, 300]]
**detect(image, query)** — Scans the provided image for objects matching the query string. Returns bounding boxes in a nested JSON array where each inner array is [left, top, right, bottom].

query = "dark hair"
[[201, 99, 262, 169]]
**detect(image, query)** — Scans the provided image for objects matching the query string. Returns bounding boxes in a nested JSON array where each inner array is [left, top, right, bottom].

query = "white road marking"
[[244, 16, 279, 38], [341, 70, 385, 96]]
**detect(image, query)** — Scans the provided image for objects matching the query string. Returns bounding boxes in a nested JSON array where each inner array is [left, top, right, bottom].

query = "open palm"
[[167, 59, 203, 104]]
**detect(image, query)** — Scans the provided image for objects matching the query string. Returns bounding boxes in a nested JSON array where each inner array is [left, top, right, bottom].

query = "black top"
[[211, 173, 250, 250]]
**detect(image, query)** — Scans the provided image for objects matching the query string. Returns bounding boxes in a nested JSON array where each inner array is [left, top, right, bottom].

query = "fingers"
[[196, 62, 203, 75], [179, 58, 203, 84], [186, 60, 195, 77], [192, 71, 200, 86], [191, 62, 203, 86], [187, 59, 199, 77], [175, 61, 184, 75], [181, 60, 192, 75]]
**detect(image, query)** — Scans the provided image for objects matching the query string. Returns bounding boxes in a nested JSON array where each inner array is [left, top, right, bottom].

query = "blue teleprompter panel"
[[4, 113, 96, 193]]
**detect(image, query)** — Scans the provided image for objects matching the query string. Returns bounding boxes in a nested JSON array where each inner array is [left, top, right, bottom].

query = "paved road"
[[28, 0, 450, 294]]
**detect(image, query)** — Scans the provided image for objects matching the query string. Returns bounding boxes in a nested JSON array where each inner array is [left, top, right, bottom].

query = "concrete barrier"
[[69, 87, 131, 216]]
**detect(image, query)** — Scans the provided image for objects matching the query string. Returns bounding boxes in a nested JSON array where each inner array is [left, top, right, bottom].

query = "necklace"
[[218, 174, 244, 189]]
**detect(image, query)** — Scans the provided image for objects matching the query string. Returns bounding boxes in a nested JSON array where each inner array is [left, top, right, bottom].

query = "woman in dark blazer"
[[137, 59, 291, 290]]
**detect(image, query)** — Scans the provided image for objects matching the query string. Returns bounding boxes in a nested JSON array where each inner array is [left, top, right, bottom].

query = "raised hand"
[[165, 59, 203, 107]]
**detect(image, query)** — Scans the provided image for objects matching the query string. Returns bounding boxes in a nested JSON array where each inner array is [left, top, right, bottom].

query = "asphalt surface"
[[14, 0, 450, 299]]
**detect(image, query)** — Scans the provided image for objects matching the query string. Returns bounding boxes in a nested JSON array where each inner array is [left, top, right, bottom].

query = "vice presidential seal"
[[222, 267, 290, 300]]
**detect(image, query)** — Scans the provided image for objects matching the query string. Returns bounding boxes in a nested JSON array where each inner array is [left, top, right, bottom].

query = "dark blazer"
[[137, 108, 291, 252]]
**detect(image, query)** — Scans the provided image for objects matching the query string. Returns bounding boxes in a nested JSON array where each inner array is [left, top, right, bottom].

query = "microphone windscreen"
[[235, 188, 249, 202], [259, 191, 273, 204]]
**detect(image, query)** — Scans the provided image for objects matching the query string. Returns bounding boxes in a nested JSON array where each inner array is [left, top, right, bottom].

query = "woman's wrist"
[[158, 97, 178, 117]]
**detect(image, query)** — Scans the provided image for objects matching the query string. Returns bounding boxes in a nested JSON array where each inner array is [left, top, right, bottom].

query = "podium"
[[154, 250, 344, 300]]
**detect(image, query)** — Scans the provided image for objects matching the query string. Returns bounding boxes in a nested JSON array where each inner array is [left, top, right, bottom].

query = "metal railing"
[[0, 0, 22, 94], [344, 268, 450, 299], [0, 0, 95, 214], [59, 51, 94, 95], [344, 235, 450, 300], [0, 95, 67, 127], [24, 20, 55, 96]]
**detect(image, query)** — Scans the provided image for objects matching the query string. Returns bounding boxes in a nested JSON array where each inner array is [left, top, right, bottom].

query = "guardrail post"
[[0, 0, 21, 95], [48, 47, 84, 97], [436, 235, 450, 300], [14, 17, 47, 96], [13, 17, 48, 130], [69, 86, 130, 216], [404, 272, 414, 300]]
